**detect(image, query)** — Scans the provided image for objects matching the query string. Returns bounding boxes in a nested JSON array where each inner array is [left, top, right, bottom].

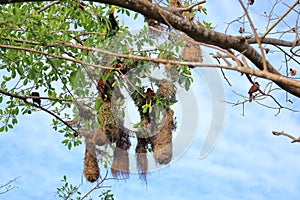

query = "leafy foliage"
[[0, 0, 196, 198]]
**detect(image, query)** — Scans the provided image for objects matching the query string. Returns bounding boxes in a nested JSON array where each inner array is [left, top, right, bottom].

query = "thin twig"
[[261, 0, 299, 39], [37, 0, 60, 13], [81, 171, 118, 200], [0, 89, 78, 134], [0, 44, 113, 70], [0, 177, 20, 195], [239, 0, 268, 71], [272, 131, 300, 143]]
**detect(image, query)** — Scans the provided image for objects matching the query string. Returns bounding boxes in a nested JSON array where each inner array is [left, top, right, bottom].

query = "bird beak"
[[111, 5, 115, 14]]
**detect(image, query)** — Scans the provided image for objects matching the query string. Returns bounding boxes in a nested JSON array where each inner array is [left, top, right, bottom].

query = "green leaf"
[[185, 79, 191, 91], [94, 97, 103, 111], [67, 142, 72, 150], [142, 105, 149, 113], [12, 118, 18, 125], [69, 71, 79, 88]]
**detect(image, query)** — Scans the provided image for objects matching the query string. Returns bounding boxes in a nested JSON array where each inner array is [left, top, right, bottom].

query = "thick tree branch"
[[1, 0, 300, 97]]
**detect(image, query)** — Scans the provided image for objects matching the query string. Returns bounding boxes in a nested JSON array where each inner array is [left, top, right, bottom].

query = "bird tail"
[[146, 98, 152, 107], [249, 94, 253, 103]]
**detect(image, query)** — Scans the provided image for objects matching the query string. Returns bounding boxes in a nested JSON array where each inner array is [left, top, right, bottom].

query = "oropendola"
[[108, 6, 119, 32], [248, 82, 260, 103], [145, 88, 154, 107], [97, 79, 110, 101], [31, 92, 41, 106]]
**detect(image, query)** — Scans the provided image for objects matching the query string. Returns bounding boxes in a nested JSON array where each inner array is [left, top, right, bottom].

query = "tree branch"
[[1, 0, 300, 97], [272, 131, 300, 143], [0, 177, 20, 195], [261, 0, 300, 39], [0, 89, 78, 134]]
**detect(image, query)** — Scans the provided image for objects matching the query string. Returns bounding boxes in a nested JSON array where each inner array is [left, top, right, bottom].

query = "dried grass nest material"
[[151, 108, 175, 165], [111, 128, 131, 179], [135, 137, 148, 181], [83, 138, 100, 182], [181, 41, 203, 63], [100, 101, 120, 143]]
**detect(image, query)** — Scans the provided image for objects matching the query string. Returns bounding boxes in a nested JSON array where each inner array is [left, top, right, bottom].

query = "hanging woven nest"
[[111, 128, 131, 179], [156, 79, 176, 101], [181, 41, 203, 63], [151, 108, 175, 165], [100, 101, 120, 143], [83, 137, 100, 182], [135, 137, 148, 182], [93, 127, 109, 146]]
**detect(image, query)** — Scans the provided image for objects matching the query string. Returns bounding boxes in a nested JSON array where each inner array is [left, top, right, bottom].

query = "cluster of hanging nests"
[[82, 33, 203, 182], [82, 71, 177, 183]]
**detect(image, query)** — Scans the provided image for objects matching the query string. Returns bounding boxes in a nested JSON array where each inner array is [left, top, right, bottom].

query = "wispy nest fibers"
[[111, 128, 131, 179], [135, 137, 148, 182]]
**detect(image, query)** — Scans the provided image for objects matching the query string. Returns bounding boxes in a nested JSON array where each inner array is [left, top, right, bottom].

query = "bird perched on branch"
[[145, 88, 154, 107], [31, 92, 41, 106], [248, 82, 260, 103], [108, 5, 119, 33], [290, 68, 297, 76]]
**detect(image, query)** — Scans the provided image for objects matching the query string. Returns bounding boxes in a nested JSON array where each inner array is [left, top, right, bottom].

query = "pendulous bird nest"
[[135, 137, 148, 182], [151, 108, 175, 165], [111, 128, 131, 179], [83, 137, 100, 182], [99, 101, 120, 143], [181, 41, 203, 63]]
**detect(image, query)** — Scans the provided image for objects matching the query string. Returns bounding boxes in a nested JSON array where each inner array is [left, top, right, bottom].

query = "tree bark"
[[1, 0, 300, 97]]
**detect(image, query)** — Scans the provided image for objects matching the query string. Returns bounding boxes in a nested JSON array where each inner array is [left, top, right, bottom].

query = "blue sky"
[[1, 0, 300, 199]]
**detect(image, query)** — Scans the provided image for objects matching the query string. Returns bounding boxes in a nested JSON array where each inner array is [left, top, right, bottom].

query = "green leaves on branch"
[[177, 65, 193, 90]]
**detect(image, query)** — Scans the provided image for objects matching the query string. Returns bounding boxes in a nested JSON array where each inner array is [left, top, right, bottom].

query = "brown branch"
[[0, 89, 78, 134], [261, 0, 300, 39], [0, 89, 72, 102], [245, 36, 298, 47], [0, 44, 113, 70], [239, 0, 267, 72], [2, 40, 300, 92], [272, 131, 300, 143], [164, 0, 206, 15], [1, 0, 300, 97], [37, 0, 60, 13], [80, 171, 116, 200], [89, 0, 300, 98]]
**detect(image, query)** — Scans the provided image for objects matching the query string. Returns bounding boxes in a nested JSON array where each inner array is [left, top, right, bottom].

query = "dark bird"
[[290, 68, 297, 76], [31, 92, 41, 106], [97, 79, 108, 100], [108, 6, 119, 32], [145, 88, 154, 107], [248, 82, 260, 103], [248, 0, 254, 5]]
